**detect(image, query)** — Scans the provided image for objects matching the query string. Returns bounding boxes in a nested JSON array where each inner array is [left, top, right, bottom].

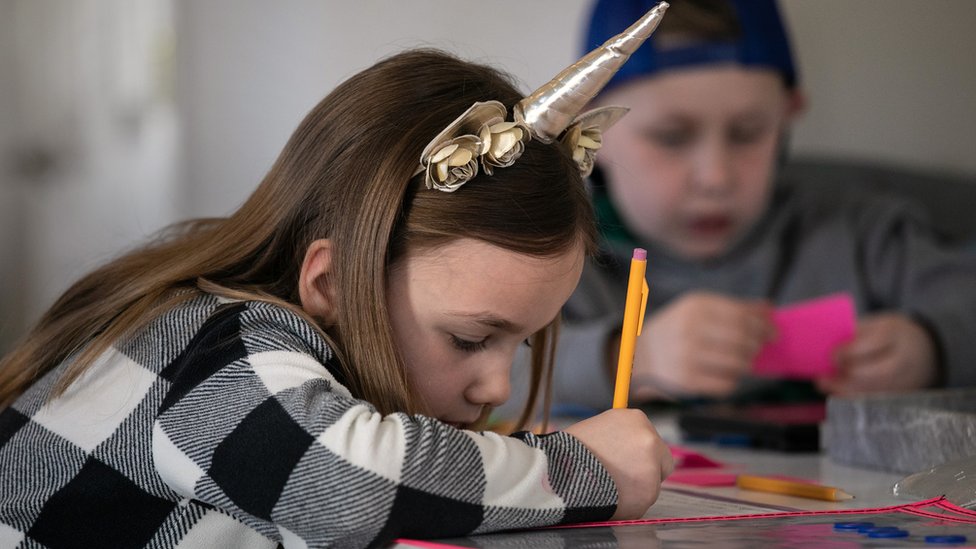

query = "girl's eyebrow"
[[445, 312, 525, 334]]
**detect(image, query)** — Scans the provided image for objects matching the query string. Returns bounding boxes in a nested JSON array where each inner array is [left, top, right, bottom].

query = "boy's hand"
[[816, 312, 938, 396], [564, 409, 673, 520], [626, 292, 775, 400]]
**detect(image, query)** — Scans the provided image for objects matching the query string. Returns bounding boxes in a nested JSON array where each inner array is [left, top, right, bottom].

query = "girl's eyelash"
[[450, 335, 488, 353]]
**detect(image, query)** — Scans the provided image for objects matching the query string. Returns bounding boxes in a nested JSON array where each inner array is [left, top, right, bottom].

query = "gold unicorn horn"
[[515, 2, 669, 143]]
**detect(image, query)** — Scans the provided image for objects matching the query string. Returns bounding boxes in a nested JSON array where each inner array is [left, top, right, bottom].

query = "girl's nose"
[[465, 358, 511, 409]]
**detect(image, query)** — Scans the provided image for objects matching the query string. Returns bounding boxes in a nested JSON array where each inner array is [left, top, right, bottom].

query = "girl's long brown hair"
[[0, 50, 597, 427]]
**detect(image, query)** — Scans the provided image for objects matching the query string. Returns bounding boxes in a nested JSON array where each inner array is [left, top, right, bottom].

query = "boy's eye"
[[643, 129, 693, 148], [450, 335, 488, 353], [729, 125, 768, 144]]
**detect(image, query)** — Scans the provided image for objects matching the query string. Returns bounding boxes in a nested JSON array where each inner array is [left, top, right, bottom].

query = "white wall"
[[0, 5, 25, 351], [781, 0, 976, 175], [176, 0, 593, 218], [176, 0, 976, 219], [0, 0, 179, 350]]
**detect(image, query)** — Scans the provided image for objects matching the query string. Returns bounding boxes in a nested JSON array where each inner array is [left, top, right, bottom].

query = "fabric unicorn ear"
[[514, 2, 668, 144], [560, 105, 630, 178], [419, 2, 668, 191]]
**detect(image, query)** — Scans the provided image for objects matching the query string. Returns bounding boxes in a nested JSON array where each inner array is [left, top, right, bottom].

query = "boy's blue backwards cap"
[[584, 0, 798, 93]]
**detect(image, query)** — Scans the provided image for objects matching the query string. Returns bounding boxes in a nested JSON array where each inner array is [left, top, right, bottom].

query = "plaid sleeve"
[[152, 302, 616, 548]]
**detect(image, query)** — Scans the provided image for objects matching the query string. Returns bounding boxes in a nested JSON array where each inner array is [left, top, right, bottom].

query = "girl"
[[0, 6, 675, 548]]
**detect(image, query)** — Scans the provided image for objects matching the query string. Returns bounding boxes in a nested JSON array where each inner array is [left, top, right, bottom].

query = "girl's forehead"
[[403, 238, 584, 275], [390, 238, 584, 332]]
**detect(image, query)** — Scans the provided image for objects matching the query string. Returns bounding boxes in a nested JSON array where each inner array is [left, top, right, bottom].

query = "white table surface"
[[392, 411, 926, 548], [648, 410, 909, 513]]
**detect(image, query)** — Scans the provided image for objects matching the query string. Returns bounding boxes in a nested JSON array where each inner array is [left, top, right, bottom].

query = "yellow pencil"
[[612, 248, 649, 409], [736, 474, 855, 502]]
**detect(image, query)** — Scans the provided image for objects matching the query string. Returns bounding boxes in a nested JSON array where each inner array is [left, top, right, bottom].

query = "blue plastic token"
[[864, 527, 902, 533], [867, 528, 909, 538], [834, 522, 873, 531], [925, 535, 967, 544]]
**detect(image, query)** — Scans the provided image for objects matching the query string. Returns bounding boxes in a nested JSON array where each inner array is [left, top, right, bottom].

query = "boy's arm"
[[857, 198, 976, 387]]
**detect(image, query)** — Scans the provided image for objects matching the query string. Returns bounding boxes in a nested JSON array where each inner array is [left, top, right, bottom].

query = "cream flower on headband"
[[561, 106, 629, 178], [419, 101, 530, 192], [481, 121, 526, 175], [426, 135, 481, 192]]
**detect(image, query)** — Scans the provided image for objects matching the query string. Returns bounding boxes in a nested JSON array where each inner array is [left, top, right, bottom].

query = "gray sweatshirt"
[[503, 174, 976, 415]]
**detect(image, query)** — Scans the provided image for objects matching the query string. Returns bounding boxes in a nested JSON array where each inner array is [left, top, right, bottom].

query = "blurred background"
[[1, 0, 975, 354]]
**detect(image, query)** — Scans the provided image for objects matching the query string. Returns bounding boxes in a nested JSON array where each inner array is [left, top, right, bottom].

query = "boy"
[[506, 0, 976, 415]]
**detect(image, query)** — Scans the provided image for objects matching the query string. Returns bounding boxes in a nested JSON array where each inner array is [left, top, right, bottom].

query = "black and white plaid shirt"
[[0, 294, 616, 548]]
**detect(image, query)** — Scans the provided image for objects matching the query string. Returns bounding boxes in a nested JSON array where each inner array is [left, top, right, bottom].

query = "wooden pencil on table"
[[736, 474, 855, 502]]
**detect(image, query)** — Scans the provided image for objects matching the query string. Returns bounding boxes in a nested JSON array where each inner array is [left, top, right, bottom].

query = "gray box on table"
[[824, 388, 976, 474]]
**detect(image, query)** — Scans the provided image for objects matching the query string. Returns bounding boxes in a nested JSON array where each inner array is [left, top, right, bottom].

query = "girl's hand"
[[564, 409, 673, 520], [816, 312, 938, 396], [626, 292, 775, 400]]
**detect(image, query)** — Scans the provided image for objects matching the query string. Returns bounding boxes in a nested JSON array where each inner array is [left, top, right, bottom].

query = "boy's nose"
[[692, 140, 732, 194]]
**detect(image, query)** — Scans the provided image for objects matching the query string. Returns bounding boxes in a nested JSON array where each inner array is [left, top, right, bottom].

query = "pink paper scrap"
[[666, 471, 739, 487], [753, 293, 856, 380], [670, 445, 723, 469], [395, 540, 471, 549]]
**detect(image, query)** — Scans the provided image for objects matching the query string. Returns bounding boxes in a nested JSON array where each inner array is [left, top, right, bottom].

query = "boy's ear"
[[299, 239, 338, 325], [786, 88, 808, 120]]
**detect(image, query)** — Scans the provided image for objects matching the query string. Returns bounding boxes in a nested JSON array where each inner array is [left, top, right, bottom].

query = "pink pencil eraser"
[[633, 248, 647, 260]]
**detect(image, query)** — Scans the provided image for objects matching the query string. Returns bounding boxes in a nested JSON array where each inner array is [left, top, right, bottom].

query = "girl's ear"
[[299, 239, 338, 325]]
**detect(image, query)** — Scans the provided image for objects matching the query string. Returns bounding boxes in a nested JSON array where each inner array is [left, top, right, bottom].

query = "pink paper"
[[670, 445, 723, 469], [395, 541, 471, 549], [666, 471, 739, 487], [754, 293, 856, 379]]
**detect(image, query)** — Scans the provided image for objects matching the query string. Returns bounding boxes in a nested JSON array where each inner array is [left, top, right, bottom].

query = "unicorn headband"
[[418, 2, 669, 192]]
